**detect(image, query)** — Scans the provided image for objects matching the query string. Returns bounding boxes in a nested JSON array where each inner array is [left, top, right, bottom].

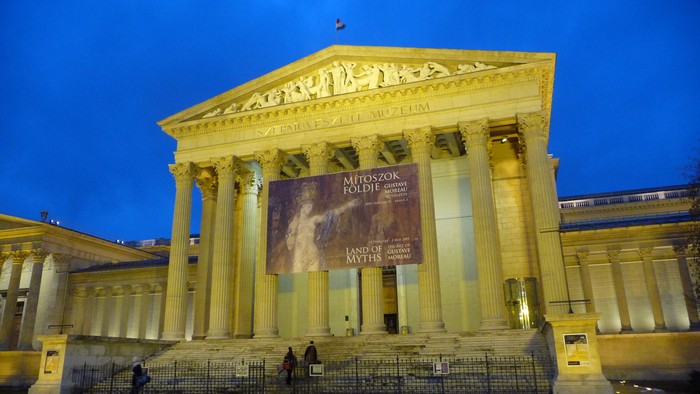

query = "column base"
[[160, 331, 185, 341], [360, 322, 387, 335], [478, 318, 509, 331], [653, 325, 668, 333], [306, 326, 333, 337], [552, 375, 613, 394], [253, 327, 279, 338], [417, 320, 446, 333], [206, 328, 231, 340]]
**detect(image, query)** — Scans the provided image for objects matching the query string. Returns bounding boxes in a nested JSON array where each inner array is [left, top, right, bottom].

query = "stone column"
[[304, 142, 335, 337], [673, 245, 700, 329], [517, 111, 569, 315], [459, 119, 509, 330], [233, 169, 260, 338], [0, 251, 29, 349], [162, 162, 199, 340], [207, 156, 238, 340], [253, 149, 285, 338], [403, 127, 445, 333], [192, 171, 217, 340], [68, 287, 86, 335], [47, 254, 71, 333], [352, 135, 387, 335], [638, 248, 666, 332], [158, 284, 167, 338], [82, 287, 96, 335], [18, 249, 48, 349], [101, 286, 113, 337], [119, 286, 132, 338], [138, 285, 151, 339], [576, 250, 596, 314], [608, 249, 632, 333]]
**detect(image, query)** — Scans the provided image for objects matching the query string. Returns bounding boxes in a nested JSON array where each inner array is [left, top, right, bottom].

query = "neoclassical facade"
[[1, 46, 698, 388]]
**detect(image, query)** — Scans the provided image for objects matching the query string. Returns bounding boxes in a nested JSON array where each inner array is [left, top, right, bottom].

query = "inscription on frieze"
[[256, 102, 431, 136]]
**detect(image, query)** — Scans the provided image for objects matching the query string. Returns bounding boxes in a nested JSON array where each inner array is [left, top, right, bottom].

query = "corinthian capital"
[[458, 118, 490, 148], [516, 110, 550, 142], [403, 127, 435, 155], [169, 162, 200, 186], [303, 142, 334, 163], [255, 149, 287, 175], [213, 156, 238, 179], [237, 169, 261, 194], [351, 135, 382, 158], [196, 169, 218, 201]]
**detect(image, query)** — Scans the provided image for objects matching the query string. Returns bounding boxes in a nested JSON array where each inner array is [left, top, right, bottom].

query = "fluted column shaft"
[[639, 248, 666, 331], [207, 156, 238, 339], [162, 162, 199, 340], [608, 249, 632, 333], [576, 251, 596, 313], [0, 251, 28, 349], [138, 285, 151, 339], [70, 288, 87, 335], [82, 288, 96, 335], [459, 119, 509, 330], [304, 142, 334, 337], [101, 286, 113, 337], [119, 286, 132, 338], [674, 245, 700, 329], [193, 173, 217, 339], [47, 255, 71, 333], [517, 111, 569, 315], [233, 170, 260, 338], [353, 135, 388, 335], [404, 127, 445, 332], [254, 149, 285, 338], [18, 250, 48, 349]]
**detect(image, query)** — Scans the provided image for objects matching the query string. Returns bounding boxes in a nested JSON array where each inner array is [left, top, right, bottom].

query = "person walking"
[[283, 347, 297, 385], [303, 340, 318, 376], [130, 356, 144, 394]]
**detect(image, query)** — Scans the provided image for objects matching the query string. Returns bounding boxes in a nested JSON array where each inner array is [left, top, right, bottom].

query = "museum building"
[[1, 46, 698, 391]]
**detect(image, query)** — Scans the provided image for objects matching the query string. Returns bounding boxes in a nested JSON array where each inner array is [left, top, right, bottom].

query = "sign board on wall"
[[564, 333, 591, 366], [266, 163, 422, 274]]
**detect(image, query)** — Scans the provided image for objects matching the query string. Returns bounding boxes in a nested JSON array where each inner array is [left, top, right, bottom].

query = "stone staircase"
[[149, 329, 549, 365], [83, 330, 551, 392]]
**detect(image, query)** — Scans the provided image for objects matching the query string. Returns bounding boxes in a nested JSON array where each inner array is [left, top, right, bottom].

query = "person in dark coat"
[[283, 347, 297, 385], [130, 356, 143, 394], [303, 340, 318, 376]]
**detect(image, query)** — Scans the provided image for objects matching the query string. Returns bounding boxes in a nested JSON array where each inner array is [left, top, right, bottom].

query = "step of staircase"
[[148, 329, 548, 365]]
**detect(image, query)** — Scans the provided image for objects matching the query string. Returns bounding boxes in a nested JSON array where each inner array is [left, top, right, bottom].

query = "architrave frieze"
[[164, 64, 547, 142]]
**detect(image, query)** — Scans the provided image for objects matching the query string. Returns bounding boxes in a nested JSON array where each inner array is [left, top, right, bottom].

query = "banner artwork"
[[266, 163, 422, 274]]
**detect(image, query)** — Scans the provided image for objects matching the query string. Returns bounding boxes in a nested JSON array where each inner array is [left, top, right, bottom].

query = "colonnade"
[[68, 283, 165, 339], [160, 110, 570, 340], [0, 251, 70, 350], [575, 245, 700, 332]]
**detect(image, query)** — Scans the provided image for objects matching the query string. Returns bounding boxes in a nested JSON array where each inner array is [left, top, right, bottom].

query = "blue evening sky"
[[1, 1, 699, 242]]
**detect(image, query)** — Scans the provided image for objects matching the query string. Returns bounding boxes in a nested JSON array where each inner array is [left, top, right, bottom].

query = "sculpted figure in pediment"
[[317, 68, 331, 98], [199, 58, 498, 118], [355, 64, 381, 90], [379, 63, 400, 87], [223, 102, 238, 114], [202, 108, 222, 118]]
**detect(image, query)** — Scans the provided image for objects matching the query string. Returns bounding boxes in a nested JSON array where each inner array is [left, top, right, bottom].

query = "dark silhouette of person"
[[304, 340, 318, 376], [283, 347, 297, 385]]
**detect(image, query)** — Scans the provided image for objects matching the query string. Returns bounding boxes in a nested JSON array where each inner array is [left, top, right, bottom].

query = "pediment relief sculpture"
[[200, 60, 497, 119]]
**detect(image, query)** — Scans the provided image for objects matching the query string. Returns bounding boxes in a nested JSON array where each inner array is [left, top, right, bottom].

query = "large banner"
[[266, 163, 422, 274]]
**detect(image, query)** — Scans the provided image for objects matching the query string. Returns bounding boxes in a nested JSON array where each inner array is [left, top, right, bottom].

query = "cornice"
[[164, 67, 541, 140]]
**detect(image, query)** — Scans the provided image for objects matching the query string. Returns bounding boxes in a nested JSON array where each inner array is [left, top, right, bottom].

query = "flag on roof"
[[336, 18, 346, 31]]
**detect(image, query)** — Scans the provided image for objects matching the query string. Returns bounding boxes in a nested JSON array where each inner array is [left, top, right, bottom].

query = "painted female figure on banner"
[[286, 182, 360, 272]]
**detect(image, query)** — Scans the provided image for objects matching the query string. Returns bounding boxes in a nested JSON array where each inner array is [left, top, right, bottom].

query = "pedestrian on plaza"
[[304, 340, 318, 376], [282, 347, 297, 385]]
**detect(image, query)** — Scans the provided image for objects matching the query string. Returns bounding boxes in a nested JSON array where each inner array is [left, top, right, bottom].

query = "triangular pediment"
[[159, 45, 555, 135], [0, 214, 42, 231]]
